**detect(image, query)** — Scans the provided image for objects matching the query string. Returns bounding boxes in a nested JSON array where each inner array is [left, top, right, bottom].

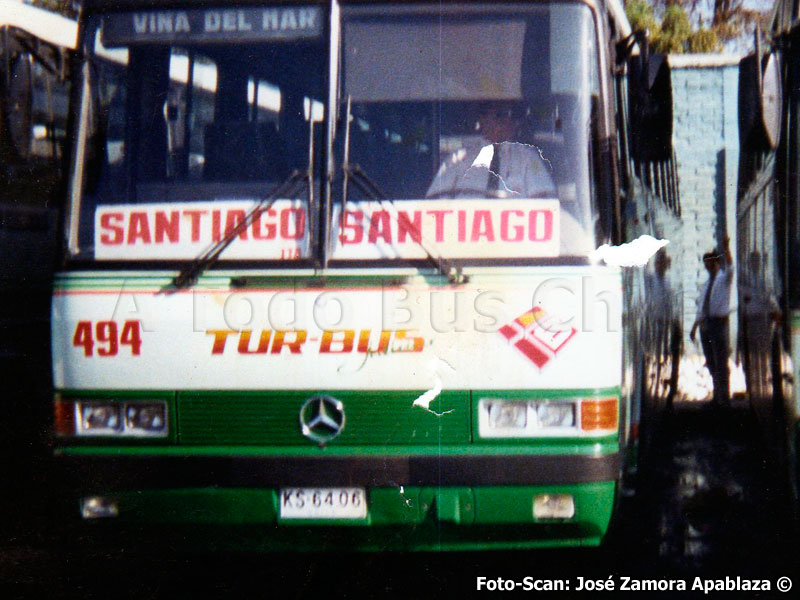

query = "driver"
[[426, 101, 556, 199]]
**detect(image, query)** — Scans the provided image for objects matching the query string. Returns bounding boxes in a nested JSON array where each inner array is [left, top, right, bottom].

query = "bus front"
[[53, 0, 625, 550]]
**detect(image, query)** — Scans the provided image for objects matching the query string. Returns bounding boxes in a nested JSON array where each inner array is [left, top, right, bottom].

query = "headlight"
[[60, 400, 169, 438], [536, 402, 575, 428], [479, 399, 577, 438], [487, 401, 527, 429], [478, 397, 617, 438], [79, 404, 122, 435], [125, 402, 167, 435]]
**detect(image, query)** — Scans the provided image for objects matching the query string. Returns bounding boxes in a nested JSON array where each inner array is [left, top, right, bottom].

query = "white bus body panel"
[[52, 268, 622, 391]]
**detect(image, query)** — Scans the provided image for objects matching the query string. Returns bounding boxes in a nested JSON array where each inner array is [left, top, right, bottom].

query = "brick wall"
[[668, 55, 740, 354]]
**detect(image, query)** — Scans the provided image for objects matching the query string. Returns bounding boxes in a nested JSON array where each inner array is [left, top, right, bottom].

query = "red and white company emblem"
[[498, 307, 577, 368]]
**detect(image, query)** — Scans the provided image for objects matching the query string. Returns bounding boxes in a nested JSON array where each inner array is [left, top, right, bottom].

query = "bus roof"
[[0, 0, 77, 50]]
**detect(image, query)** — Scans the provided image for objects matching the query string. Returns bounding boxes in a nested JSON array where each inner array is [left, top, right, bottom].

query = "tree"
[[659, 5, 694, 52], [625, 0, 769, 53], [711, 0, 768, 45]]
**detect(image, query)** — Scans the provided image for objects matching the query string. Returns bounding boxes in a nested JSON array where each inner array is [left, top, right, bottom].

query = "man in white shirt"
[[690, 236, 734, 406], [426, 102, 556, 199], [646, 249, 682, 404]]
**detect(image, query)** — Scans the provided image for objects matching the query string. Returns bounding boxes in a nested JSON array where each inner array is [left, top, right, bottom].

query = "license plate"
[[279, 487, 367, 519]]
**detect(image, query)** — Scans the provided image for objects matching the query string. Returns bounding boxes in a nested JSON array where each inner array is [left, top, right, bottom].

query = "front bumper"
[[57, 451, 621, 488], [55, 451, 620, 550]]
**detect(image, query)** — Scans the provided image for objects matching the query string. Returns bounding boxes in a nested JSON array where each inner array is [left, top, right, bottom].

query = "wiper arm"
[[336, 97, 463, 283], [164, 170, 307, 292], [342, 163, 466, 284], [343, 163, 384, 200]]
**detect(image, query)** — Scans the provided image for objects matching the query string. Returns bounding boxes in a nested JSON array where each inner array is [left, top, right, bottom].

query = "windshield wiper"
[[342, 163, 466, 284], [167, 104, 321, 292], [337, 97, 465, 284], [164, 170, 307, 292]]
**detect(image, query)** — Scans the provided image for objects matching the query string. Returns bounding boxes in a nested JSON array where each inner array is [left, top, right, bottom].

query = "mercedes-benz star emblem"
[[299, 395, 345, 446]]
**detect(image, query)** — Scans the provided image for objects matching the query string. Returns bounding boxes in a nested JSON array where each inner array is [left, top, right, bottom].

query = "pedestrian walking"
[[690, 236, 734, 406]]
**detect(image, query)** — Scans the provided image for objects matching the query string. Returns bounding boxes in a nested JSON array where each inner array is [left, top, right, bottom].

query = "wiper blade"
[[164, 170, 307, 292], [342, 163, 466, 284], [344, 163, 384, 200]]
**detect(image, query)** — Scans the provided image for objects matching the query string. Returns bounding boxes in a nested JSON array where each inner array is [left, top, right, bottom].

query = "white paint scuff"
[[591, 235, 668, 267], [471, 145, 494, 169], [413, 357, 456, 414]]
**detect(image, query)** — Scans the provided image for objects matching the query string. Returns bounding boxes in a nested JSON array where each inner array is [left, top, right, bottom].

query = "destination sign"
[[330, 199, 561, 259], [94, 199, 311, 260], [101, 6, 323, 45]]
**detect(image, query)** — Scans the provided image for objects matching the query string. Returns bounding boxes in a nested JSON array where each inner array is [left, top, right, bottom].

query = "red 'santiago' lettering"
[[529, 209, 553, 241], [212, 209, 222, 241], [183, 210, 206, 241], [426, 210, 451, 242], [339, 211, 364, 244], [225, 209, 247, 240], [252, 209, 277, 239], [280, 208, 305, 239], [99, 212, 124, 245], [127, 212, 151, 244], [471, 210, 495, 242], [368, 211, 392, 243], [501, 209, 524, 242], [154, 211, 179, 243], [397, 211, 422, 243]]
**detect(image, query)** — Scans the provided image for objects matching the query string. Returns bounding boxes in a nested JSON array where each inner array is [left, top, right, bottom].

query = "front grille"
[[178, 390, 470, 446]]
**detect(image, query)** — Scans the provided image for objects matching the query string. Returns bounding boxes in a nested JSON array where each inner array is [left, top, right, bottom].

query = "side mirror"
[[738, 41, 782, 152], [627, 33, 673, 163]]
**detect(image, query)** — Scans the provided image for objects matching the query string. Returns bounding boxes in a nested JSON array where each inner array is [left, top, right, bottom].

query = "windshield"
[[70, 6, 326, 261], [332, 3, 599, 260], [68, 3, 600, 264]]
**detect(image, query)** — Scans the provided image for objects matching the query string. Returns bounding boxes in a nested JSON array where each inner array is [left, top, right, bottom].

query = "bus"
[[736, 0, 800, 510], [51, 0, 681, 550], [1, 0, 75, 206], [1, 1, 75, 452]]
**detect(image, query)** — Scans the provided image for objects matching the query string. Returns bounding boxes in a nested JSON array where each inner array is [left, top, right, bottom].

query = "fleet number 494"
[[72, 320, 142, 356]]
